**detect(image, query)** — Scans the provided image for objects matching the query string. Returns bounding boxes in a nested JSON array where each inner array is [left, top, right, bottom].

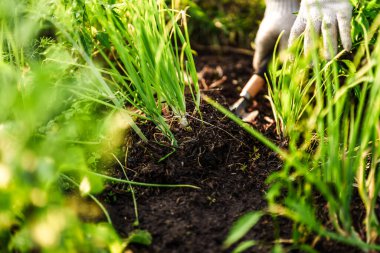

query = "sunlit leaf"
[[224, 211, 263, 248], [232, 240, 256, 253], [126, 230, 152, 246]]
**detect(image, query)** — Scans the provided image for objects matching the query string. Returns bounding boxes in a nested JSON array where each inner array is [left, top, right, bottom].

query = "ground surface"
[[99, 52, 363, 253]]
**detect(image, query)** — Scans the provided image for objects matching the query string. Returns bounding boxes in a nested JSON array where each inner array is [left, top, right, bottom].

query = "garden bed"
[[100, 52, 363, 253]]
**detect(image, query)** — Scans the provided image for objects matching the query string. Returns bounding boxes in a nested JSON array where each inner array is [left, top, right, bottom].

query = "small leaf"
[[87, 172, 105, 194], [341, 60, 356, 74], [126, 230, 152, 246], [232, 240, 256, 253], [272, 244, 284, 253], [224, 211, 263, 249]]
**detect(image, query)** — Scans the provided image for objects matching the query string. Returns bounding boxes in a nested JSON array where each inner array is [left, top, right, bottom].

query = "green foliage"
[[126, 229, 152, 246], [210, 4, 380, 253], [173, 0, 265, 47], [0, 35, 119, 253], [352, 0, 380, 46], [265, 18, 380, 249], [0, 2, 126, 252], [231, 240, 257, 253], [54, 0, 200, 146], [0, 0, 199, 252], [223, 211, 263, 249], [270, 12, 380, 253]]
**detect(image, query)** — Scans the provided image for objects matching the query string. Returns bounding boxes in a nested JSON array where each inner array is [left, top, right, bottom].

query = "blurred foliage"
[[0, 1, 126, 252], [0, 0, 199, 251], [177, 0, 380, 49], [0, 0, 166, 251], [173, 0, 265, 47], [352, 0, 380, 47]]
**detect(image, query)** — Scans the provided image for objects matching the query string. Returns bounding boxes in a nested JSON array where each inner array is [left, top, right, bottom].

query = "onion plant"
[[55, 0, 200, 146], [217, 6, 380, 253], [265, 10, 380, 248]]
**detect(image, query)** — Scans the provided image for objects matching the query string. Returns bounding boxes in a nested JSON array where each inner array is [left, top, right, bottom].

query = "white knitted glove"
[[253, 0, 300, 76], [289, 0, 352, 59]]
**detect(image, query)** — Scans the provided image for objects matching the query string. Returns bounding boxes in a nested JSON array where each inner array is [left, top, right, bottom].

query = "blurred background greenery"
[[173, 0, 265, 48]]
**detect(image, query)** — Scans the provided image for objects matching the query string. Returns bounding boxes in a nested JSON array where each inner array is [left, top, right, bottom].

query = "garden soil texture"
[[98, 52, 364, 253]]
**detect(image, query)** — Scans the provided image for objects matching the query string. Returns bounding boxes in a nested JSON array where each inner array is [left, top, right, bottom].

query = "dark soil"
[[99, 52, 363, 253]]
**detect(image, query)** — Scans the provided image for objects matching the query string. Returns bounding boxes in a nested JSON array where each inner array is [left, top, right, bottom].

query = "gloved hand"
[[232, 0, 299, 118], [289, 0, 353, 59], [253, 0, 300, 76]]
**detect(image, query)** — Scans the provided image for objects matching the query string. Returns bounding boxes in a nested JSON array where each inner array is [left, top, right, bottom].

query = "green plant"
[[266, 14, 380, 249], [0, 0, 200, 252], [51, 0, 200, 146], [208, 9, 380, 253]]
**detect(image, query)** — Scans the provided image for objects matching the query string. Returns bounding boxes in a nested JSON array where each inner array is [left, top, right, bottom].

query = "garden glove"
[[253, 0, 300, 77], [289, 0, 353, 59], [231, 0, 300, 118]]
